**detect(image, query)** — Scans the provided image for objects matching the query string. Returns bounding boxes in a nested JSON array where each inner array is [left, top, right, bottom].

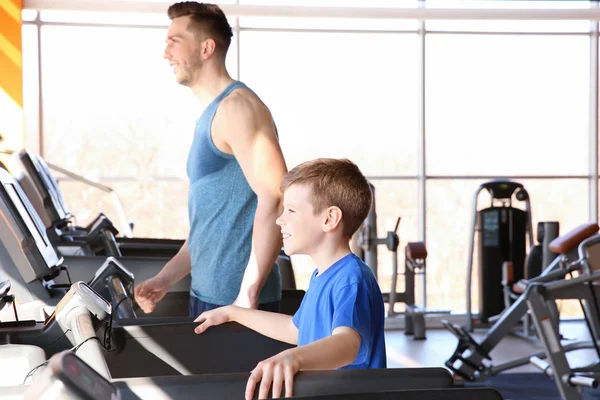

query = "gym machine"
[[444, 222, 600, 397], [466, 180, 534, 332], [358, 183, 449, 339]]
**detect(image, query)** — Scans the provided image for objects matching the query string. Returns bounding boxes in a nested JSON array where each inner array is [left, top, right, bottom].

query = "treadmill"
[[10, 349, 504, 400], [14, 149, 183, 259]]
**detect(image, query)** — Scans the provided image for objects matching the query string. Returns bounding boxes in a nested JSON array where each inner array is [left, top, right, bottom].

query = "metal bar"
[[55, 176, 186, 183], [110, 192, 133, 238], [526, 286, 581, 399], [590, 8, 599, 224], [426, 175, 590, 180], [51, 175, 591, 182], [37, 14, 44, 157], [21, 2, 600, 21], [46, 163, 116, 192], [24, 20, 171, 30], [426, 30, 590, 36], [235, 17, 241, 81], [541, 269, 600, 294], [45, 163, 134, 237], [466, 185, 484, 332], [417, 12, 427, 307], [22, 20, 593, 37], [2, 171, 592, 182], [239, 27, 419, 35]]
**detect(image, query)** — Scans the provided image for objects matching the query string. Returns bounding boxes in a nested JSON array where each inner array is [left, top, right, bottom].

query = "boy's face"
[[276, 184, 325, 256]]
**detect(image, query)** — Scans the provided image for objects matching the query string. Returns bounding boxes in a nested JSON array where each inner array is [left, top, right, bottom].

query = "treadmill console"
[[55, 282, 111, 322], [33, 154, 71, 221], [89, 257, 135, 296], [17, 150, 69, 224], [0, 168, 63, 282], [25, 351, 120, 400], [0, 279, 11, 312]]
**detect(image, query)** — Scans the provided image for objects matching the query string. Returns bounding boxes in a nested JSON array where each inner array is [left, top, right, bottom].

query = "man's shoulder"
[[219, 87, 268, 120]]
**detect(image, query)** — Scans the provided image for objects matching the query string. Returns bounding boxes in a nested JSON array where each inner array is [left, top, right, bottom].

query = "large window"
[[20, 4, 600, 315], [239, 31, 419, 175], [426, 34, 589, 176]]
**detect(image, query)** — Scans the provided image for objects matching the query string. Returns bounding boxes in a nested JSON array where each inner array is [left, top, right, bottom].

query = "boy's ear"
[[323, 206, 343, 233]]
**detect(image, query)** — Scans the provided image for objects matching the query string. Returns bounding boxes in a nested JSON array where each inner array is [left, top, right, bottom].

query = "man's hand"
[[134, 277, 169, 314], [233, 291, 259, 309], [194, 305, 234, 334], [245, 349, 300, 400]]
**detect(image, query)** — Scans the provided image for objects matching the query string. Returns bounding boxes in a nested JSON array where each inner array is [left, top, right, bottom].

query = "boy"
[[193, 158, 387, 399]]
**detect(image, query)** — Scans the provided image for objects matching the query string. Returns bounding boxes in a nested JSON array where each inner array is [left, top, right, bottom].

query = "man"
[[135, 2, 287, 316]]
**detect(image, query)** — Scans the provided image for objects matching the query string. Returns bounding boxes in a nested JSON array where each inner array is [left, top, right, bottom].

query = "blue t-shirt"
[[292, 253, 386, 369]]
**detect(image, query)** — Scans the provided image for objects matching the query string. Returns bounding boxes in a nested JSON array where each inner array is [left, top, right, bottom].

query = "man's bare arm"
[[214, 92, 287, 307], [134, 240, 192, 313], [156, 239, 192, 286]]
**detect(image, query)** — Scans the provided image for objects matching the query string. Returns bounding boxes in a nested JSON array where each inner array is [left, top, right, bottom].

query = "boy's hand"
[[245, 349, 300, 400], [193, 306, 233, 334]]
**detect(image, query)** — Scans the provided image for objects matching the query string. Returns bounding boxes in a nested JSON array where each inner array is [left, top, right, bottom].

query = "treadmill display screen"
[[35, 156, 70, 218], [4, 183, 48, 252], [61, 353, 119, 400]]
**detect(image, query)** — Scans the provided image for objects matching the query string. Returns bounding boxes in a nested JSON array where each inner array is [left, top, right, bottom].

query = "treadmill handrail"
[[45, 162, 133, 238]]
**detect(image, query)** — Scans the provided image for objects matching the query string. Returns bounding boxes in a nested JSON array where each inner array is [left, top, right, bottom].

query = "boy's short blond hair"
[[280, 158, 372, 239]]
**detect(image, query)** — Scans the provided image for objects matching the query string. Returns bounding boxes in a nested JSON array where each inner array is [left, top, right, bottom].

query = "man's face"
[[163, 16, 203, 87], [276, 184, 325, 256]]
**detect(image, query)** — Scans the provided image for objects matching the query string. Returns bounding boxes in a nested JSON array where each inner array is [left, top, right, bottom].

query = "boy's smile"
[[276, 184, 324, 256]]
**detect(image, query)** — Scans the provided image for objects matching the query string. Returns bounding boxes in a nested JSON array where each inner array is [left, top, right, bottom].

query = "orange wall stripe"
[[0, 0, 22, 108], [0, 44, 22, 106], [0, 0, 20, 22], [0, 5, 21, 50], [0, 32, 21, 68]]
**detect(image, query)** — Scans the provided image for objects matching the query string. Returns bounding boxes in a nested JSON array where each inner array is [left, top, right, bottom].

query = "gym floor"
[[385, 320, 594, 372]]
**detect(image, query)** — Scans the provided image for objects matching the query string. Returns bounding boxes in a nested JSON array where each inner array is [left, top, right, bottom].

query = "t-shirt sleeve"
[[331, 282, 372, 365]]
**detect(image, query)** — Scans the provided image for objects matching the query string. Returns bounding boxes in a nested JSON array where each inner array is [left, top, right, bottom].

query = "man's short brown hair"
[[168, 2, 233, 59], [281, 158, 372, 239]]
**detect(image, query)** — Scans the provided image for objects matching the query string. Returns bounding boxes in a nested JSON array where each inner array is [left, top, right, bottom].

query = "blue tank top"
[[186, 81, 281, 305]]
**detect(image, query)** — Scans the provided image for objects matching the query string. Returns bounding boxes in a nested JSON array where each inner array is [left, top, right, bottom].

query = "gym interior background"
[[1, 0, 599, 319]]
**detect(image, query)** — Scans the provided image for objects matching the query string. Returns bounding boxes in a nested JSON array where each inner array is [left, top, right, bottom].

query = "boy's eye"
[[287, 208, 295, 213]]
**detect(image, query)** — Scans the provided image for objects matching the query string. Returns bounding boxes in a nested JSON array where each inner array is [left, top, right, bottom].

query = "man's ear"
[[323, 206, 343, 233], [202, 38, 217, 59]]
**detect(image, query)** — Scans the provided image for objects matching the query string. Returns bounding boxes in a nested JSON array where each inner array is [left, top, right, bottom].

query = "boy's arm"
[[193, 305, 298, 345], [245, 327, 360, 400], [289, 326, 360, 369]]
